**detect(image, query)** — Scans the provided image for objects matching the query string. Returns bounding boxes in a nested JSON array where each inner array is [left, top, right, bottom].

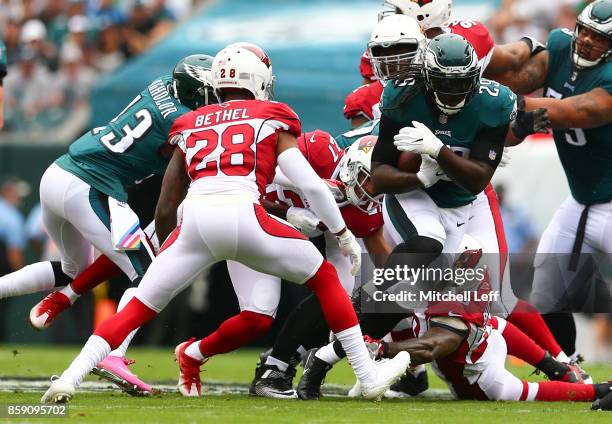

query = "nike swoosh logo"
[[457, 222, 465, 227], [435, 172, 445, 176], [309, 134, 316, 143]]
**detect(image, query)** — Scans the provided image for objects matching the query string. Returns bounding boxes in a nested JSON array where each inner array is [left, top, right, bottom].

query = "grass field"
[[1, 344, 611, 423]]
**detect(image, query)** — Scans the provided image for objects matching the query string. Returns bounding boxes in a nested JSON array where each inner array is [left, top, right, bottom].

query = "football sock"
[[533, 381, 595, 401], [542, 313, 576, 356], [93, 297, 157, 350], [501, 319, 546, 366], [508, 300, 563, 357], [315, 343, 342, 365], [59, 285, 79, 305], [109, 288, 140, 358], [335, 325, 376, 384], [197, 311, 273, 358], [70, 255, 122, 295], [0, 261, 63, 299], [60, 335, 111, 387], [264, 355, 289, 372]]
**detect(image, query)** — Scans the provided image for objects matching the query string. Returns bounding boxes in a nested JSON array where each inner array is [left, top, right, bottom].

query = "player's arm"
[[432, 124, 507, 194], [485, 41, 533, 76], [363, 228, 392, 268], [155, 148, 189, 244], [524, 87, 612, 129], [489, 50, 549, 95], [371, 114, 424, 194], [262, 199, 289, 219], [386, 325, 465, 366], [352, 115, 370, 129]]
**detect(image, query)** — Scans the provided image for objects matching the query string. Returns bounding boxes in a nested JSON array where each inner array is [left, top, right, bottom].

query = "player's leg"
[[235, 204, 410, 400]]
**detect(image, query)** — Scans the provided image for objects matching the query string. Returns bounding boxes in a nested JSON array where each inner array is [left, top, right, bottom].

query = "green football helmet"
[[572, 0, 612, 69], [171, 54, 217, 110], [422, 33, 480, 115]]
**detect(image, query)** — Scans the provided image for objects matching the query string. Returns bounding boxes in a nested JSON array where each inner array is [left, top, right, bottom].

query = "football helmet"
[[338, 135, 382, 213], [422, 34, 480, 115], [171, 54, 216, 110], [212, 42, 275, 101], [383, 0, 452, 31], [368, 14, 425, 81], [572, 0, 612, 69]]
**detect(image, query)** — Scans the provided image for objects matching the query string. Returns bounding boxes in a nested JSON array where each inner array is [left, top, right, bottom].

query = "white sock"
[[184, 340, 205, 362], [264, 355, 288, 372], [555, 351, 571, 363], [335, 325, 375, 385], [296, 345, 307, 361], [0, 262, 56, 299], [59, 285, 80, 304], [108, 288, 139, 358], [61, 335, 111, 387], [408, 364, 426, 376], [315, 343, 342, 365]]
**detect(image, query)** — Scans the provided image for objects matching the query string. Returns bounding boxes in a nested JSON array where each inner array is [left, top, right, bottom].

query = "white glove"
[[286, 206, 321, 237], [393, 121, 445, 158], [416, 154, 444, 188], [498, 147, 511, 168], [336, 229, 362, 276]]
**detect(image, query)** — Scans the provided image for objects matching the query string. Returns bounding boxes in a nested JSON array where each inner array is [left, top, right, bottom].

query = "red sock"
[[508, 300, 563, 357], [198, 311, 273, 357], [305, 260, 358, 334], [93, 297, 157, 349], [534, 381, 595, 401], [70, 255, 122, 295], [501, 320, 546, 366]]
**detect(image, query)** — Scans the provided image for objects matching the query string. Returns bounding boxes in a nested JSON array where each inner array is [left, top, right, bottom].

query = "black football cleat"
[[385, 366, 429, 398], [297, 349, 332, 400], [592, 389, 612, 411], [249, 362, 297, 399]]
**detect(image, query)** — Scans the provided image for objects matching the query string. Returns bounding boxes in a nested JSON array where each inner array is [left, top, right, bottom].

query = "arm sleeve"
[[277, 147, 345, 234], [371, 113, 404, 166], [469, 124, 508, 169]]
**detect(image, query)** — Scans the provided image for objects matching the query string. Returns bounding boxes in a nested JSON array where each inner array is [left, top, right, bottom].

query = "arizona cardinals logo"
[[358, 135, 377, 153], [184, 63, 213, 84], [411, 0, 433, 5], [235, 42, 272, 68]]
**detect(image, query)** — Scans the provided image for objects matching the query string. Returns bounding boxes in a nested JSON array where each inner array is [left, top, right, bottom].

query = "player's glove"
[[363, 335, 389, 360], [286, 206, 321, 237], [511, 95, 551, 139], [498, 147, 512, 167], [416, 154, 444, 188], [393, 121, 445, 158], [520, 36, 547, 56], [336, 229, 362, 276]]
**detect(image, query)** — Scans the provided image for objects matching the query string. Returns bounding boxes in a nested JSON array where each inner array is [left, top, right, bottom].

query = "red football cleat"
[[29, 291, 71, 330], [175, 338, 206, 397]]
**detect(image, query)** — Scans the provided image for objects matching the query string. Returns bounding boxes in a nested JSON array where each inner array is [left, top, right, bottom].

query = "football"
[[397, 151, 422, 174]]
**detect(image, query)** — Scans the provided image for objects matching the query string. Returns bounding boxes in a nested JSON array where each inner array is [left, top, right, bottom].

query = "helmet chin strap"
[[572, 50, 603, 69]]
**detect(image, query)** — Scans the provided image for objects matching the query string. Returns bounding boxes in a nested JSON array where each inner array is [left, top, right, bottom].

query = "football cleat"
[[384, 365, 429, 398], [569, 355, 592, 384], [41, 376, 74, 404], [175, 338, 205, 397], [29, 291, 71, 330], [592, 390, 612, 411], [91, 355, 152, 396], [297, 349, 332, 400], [361, 351, 411, 400], [249, 362, 297, 399]]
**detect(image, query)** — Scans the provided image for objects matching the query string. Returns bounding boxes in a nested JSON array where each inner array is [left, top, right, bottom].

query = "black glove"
[[511, 95, 551, 139], [520, 36, 547, 56]]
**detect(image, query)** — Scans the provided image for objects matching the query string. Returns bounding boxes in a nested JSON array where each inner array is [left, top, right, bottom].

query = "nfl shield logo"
[[489, 150, 497, 160]]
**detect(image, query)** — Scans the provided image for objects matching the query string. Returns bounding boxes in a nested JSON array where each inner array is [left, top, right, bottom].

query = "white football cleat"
[[361, 351, 411, 400], [347, 380, 360, 398], [41, 376, 75, 404]]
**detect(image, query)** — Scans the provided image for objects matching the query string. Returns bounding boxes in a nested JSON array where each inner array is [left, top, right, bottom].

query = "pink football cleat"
[[92, 356, 152, 396], [29, 291, 71, 330], [175, 338, 205, 397]]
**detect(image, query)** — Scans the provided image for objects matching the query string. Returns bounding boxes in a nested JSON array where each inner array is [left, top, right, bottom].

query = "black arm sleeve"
[[468, 124, 508, 169], [371, 113, 405, 166]]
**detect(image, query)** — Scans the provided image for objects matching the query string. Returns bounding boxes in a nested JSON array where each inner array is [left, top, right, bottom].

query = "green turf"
[[1, 344, 611, 423]]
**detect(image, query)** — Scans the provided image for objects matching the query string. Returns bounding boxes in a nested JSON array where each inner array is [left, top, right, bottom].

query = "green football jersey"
[[0, 38, 7, 79], [379, 79, 516, 208], [56, 75, 190, 201], [335, 119, 380, 149], [544, 28, 612, 205]]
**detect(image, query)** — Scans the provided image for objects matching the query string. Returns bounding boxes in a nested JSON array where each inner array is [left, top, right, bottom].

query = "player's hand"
[[416, 154, 444, 188], [336, 228, 362, 276], [286, 207, 321, 237], [498, 147, 512, 168], [364, 335, 388, 360], [393, 121, 444, 158], [511, 95, 551, 139]]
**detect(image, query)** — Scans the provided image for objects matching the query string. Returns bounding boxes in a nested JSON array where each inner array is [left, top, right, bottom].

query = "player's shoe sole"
[[91, 367, 154, 397]]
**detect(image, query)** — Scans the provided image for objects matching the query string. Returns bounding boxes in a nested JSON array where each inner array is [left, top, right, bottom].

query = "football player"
[[41, 42, 410, 403], [0, 54, 217, 395], [500, 0, 612, 374]]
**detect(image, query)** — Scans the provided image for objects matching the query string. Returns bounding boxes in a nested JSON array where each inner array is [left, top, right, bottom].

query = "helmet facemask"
[[424, 67, 479, 115], [369, 41, 423, 81], [342, 162, 382, 213]]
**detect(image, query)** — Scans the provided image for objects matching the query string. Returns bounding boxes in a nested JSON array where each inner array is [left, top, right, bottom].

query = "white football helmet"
[[383, 0, 452, 31], [338, 135, 382, 213], [368, 14, 425, 81], [212, 42, 275, 100], [572, 0, 612, 69]]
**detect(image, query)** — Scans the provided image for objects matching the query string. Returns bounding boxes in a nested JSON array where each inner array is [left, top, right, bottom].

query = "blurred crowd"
[[0, 0, 198, 134]]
